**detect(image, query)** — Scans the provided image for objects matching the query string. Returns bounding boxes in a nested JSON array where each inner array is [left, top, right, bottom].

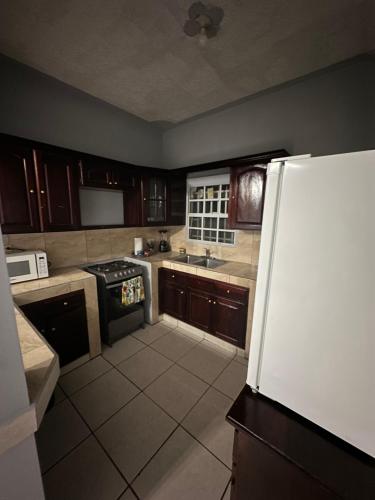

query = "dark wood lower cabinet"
[[187, 289, 212, 332], [159, 268, 248, 348], [160, 280, 187, 320], [211, 296, 247, 347], [227, 386, 375, 500], [21, 290, 89, 367]]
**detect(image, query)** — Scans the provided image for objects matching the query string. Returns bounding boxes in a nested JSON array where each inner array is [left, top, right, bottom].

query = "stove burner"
[[88, 260, 133, 273]]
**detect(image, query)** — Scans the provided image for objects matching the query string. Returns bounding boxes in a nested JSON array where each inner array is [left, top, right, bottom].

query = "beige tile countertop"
[[14, 306, 59, 428], [10, 267, 93, 295], [129, 252, 258, 282]]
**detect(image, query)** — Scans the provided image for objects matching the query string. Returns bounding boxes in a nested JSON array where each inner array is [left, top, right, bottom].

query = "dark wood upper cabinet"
[[141, 175, 167, 226], [228, 164, 267, 230], [0, 144, 40, 233], [34, 150, 81, 232], [79, 158, 113, 188], [167, 174, 186, 226]]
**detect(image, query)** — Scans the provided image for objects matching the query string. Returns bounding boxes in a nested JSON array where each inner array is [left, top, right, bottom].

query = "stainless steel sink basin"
[[193, 257, 226, 269], [170, 254, 226, 269], [171, 254, 203, 264]]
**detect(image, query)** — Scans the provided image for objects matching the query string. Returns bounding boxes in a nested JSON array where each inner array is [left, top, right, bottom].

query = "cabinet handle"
[[213, 301, 217, 305], [29, 189, 35, 194], [208, 299, 212, 303], [114, 181, 118, 185], [108, 181, 112, 185], [180, 291, 184, 295], [40, 190, 45, 194], [171, 274, 175, 278], [144, 197, 147, 201], [51, 327, 56, 332], [227, 290, 230, 294], [63, 301, 68, 306]]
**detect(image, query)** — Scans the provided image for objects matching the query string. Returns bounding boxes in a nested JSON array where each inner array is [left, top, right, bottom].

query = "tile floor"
[[36, 322, 248, 500]]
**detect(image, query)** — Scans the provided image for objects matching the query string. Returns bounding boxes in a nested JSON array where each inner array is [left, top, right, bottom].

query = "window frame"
[[186, 174, 236, 246]]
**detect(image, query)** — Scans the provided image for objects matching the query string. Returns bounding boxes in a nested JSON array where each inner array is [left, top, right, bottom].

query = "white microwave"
[[6, 250, 49, 284]]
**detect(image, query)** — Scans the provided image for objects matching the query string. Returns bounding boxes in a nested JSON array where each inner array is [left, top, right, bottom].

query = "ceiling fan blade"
[[208, 6, 224, 26], [184, 19, 201, 36], [205, 25, 219, 39], [188, 1, 206, 20]]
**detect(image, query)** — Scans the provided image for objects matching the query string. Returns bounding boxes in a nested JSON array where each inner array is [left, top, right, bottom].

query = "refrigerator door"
[[248, 150, 375, 457]]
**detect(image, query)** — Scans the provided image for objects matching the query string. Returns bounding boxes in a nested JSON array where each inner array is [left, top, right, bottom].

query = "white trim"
[[186, 175, 236, 246], [187, 174, 230, 187]]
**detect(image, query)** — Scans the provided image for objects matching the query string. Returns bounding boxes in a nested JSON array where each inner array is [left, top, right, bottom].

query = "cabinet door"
[[228, 165, 267, 229], [34, 150, 81, 231], [167, 175, 186, 225], [45, 304, 89, 366], [80, 159, 110, 188], [187, 288, 212, 332], [0, 145, 40, 233], [123, 178, 142, 227], [112, 165, 136, 188], [211, 296, 247, 348], [160, 281, 187, 320], [21, 290, 89, 367], [142, 175, 167, 225]]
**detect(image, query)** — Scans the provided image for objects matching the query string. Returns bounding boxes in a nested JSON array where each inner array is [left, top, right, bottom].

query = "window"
[[187, 175, 235, 245]]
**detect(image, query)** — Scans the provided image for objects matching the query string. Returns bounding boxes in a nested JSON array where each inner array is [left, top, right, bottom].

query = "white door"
[[248, 150, 375, 457]]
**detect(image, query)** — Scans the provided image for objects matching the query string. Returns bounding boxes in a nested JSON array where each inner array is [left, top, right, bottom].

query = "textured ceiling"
[[0, 0, 373, 124]]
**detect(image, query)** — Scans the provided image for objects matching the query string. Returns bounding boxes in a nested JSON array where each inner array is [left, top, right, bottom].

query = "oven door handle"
[[106, 277, 141, 290]]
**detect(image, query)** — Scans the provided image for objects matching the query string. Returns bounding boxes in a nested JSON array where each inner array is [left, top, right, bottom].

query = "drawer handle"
[[227, 290, 230, 294], [213, 301, 217, 305], [208, 299, 212, 303], [180, 291, 184, 295], [63, 301, 68, 306], [29, 189, 35, 194], [171, 274, 175, 278]]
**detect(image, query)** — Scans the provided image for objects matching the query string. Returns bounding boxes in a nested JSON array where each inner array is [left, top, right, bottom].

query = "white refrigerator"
[[247, 150, 375, 458]]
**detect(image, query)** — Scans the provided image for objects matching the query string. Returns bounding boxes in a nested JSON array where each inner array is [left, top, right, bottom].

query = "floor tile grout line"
[[66, 390, 133, 488], [46, 324, 240, 487], [41, 433, 93, 476], [220, 478, 232, 500], [61, 363, 114, 397]]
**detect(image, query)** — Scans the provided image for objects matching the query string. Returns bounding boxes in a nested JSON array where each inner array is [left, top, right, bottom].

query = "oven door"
[[6, 254, 38, 283], [104, 278, 145, 344]]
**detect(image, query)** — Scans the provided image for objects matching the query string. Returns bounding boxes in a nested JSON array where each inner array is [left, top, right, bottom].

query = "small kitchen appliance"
[[5, 249, 49, 283], [85, 260, 145, 345], [158, 230, 170, 252]]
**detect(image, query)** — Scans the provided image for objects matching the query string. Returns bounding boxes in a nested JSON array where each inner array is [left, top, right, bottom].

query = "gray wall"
[[0, 54, 162, 167], [162, 57, 374, 168], [0, 226, 45, 499]]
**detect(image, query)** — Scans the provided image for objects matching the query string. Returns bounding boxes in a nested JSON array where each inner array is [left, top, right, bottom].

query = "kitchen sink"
[[193, 257, 226, 269], [171, 254, 203, 265], [170, 254, 226, 269]]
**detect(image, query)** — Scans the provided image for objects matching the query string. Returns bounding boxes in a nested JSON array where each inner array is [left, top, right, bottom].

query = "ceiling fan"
[[183, 2, 224, 44]]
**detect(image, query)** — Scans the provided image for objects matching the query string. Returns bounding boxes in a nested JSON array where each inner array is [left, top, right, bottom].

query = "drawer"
[[42, 290, 85, 315], [214, 282, 249, 303], [159, 268, 185, 285]]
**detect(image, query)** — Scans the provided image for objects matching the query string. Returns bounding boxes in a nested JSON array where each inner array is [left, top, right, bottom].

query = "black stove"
[[85, 260, 145, 345], [87, 260, 143, 284]]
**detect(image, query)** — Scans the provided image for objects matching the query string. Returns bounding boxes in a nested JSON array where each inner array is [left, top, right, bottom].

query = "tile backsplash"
[[169, 227, 260, 266], [2, 226, 260, 269]]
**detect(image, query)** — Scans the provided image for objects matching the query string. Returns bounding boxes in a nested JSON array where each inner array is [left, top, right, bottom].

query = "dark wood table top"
[[226, 385, 375, 500]]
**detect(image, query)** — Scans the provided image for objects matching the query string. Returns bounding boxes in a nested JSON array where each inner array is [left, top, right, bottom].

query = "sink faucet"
[[205, 248, 211, 258]]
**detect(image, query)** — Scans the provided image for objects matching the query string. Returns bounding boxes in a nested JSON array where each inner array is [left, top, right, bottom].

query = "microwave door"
[[7, 255, 37, 283]]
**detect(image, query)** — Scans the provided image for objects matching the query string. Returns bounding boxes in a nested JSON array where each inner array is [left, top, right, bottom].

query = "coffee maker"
[[159, 230, 170, 252]]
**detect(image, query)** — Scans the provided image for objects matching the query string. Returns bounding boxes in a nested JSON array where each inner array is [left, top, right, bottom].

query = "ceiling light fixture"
[[183, 2, 224, 45]]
